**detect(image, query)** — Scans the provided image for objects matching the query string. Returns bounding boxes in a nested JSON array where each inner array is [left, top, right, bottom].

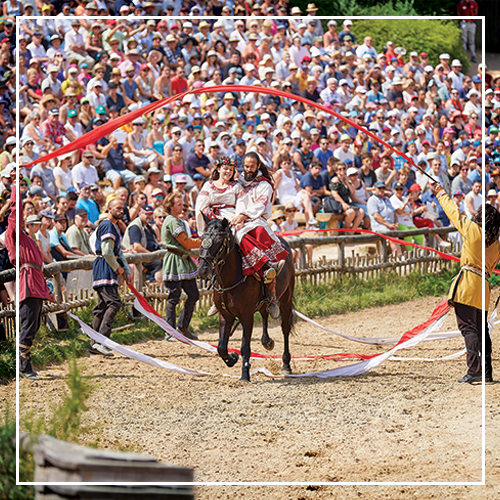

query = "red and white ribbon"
[[70, 286, 495, 379], [68, 311, 211, 377]]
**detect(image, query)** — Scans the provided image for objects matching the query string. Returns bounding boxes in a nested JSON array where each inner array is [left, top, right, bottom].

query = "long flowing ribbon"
[[22, 85, 432, 182], [130, 284, 462, 363], [254, 309, 450, 378], [68, 311, 211, 377], [292, 309, 460, 345], [71, 299, 455, 380], [75, 285, 500, 378], [280, 226, 500, 276]]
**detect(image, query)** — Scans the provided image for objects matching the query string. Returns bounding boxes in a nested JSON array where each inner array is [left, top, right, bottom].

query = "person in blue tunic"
[[91, 198, 131, 356]]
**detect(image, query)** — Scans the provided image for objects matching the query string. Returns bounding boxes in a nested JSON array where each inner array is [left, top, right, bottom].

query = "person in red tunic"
[[457, 0, 479, 63], [5, 176, 52, 380]]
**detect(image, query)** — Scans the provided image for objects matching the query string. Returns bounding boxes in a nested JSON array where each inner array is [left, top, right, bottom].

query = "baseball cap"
[[39, 209, 55, 219], [75, 208, 89, 217], [140, 204, 154, 214], [374, 181, 386, 189]]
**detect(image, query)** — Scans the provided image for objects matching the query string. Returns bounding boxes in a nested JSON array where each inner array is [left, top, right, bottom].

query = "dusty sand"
[[6, 292, 498, 500]]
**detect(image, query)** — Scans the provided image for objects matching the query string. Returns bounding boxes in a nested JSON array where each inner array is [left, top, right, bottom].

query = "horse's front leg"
[[240, 316, 254, 382], [218, 313, 239, 367], [260, 310, 275, 351], [280, 295, 293, 375]]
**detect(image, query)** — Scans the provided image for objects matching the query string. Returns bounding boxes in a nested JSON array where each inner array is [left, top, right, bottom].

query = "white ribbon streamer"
[[293, 309, 460, 345], [293, 309, 499, 346], [70, 300, 497, 380], [68, 312, 212, 377], [253, 312, 449, 379], [133, 298, 218, 354]]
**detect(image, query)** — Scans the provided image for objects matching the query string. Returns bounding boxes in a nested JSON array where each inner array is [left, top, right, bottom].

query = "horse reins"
[[201, 229, 247, 295]]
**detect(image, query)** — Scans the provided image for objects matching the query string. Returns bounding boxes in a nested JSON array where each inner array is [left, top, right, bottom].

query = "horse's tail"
[[277, 235, 296, 335]]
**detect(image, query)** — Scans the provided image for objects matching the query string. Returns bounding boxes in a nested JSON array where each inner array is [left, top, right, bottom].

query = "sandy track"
[[4, 294, 498, 498]]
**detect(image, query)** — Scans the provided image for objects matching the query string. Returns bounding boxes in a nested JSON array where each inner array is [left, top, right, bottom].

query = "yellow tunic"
[[436, 189, 500, 310]]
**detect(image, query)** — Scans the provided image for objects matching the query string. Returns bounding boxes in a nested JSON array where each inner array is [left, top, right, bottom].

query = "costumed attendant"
[[91, 199, 132, 356], [231, 152, 288, 319], [162, 191, 202, 341], [435, 184, 500, 383], [5, 173, 52, 380]]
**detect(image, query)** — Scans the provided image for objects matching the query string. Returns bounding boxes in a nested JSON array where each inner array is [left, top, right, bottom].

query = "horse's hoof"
[[225, 352, 239, 367], [240, 374, 251, 383], [262, 338, 275, 351], [281, 366, 292, 376]]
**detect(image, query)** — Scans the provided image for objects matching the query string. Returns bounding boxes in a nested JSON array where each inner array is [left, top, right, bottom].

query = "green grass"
[[18, 356, 98, 483], [0, 340, 16, 381], [0, 409, 35, 500]]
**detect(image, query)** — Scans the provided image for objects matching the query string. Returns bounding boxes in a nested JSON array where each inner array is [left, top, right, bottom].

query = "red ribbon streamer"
[[278, 226, 500, 276], [127, 282, 451, 361], [23, 85, 424, 174]]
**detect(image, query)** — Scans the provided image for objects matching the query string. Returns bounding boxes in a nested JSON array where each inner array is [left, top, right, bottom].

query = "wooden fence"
[[1, 226, 460, 340]]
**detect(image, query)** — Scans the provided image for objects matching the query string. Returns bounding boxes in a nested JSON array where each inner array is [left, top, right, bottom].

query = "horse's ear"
[[221, 217, 229, 228], [202, 212, 211, 226]]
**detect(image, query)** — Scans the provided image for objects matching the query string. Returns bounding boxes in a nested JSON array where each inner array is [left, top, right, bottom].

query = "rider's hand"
[[116, 266, 125, 275], [230, 214, 248, 226]]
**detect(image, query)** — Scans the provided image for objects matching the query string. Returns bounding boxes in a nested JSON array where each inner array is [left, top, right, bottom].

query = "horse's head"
[[197, 213, 233, 279]]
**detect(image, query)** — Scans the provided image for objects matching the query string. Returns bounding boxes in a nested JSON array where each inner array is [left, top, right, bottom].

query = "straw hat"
[[270, 210, 286, 221]]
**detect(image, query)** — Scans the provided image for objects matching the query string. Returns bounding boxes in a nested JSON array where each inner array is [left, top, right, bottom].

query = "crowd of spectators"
[[0, 10, 498, 288]]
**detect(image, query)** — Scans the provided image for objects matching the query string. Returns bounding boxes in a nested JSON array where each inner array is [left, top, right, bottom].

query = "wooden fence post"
[[53, 273, 63, 304], [381, 239, 388, 263], [338, 242, 345, 268], [134, 262, 143, 293], [298, 244, 307, 269]]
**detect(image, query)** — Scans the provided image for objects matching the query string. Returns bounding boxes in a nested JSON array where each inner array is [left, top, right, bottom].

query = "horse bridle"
[[200, 227, 247, 294], [201, 228, 234, 269]]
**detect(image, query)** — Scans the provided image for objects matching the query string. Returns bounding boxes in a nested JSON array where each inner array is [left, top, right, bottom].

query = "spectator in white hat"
[[64, 20, 94, 68], [41, 64, 63, 101], [464, 89, 482, 122], [338, 20, 356, 45], [449, 59, 465, 92]]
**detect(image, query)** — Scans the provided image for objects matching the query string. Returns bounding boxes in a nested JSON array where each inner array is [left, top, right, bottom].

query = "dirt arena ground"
[[2, 292, 497, 499]]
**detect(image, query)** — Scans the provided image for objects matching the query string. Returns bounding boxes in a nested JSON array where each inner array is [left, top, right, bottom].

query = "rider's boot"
[[262, 259, 286, 282]]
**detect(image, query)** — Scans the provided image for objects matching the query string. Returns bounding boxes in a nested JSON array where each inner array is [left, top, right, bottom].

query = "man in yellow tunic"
[[435, 184, 500, 383]]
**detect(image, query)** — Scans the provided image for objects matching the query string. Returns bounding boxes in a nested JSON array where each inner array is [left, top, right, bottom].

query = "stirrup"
[[267, 301, 281, 320], [263, 267, 276, 283]]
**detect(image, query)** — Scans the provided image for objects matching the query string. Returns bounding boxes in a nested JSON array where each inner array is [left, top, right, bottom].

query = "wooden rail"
[[0, 226, 461, 340], [17, 432, 194, 492]]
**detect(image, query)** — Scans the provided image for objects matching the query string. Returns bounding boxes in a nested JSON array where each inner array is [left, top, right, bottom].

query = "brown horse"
[[197, 215, 295, 382]]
